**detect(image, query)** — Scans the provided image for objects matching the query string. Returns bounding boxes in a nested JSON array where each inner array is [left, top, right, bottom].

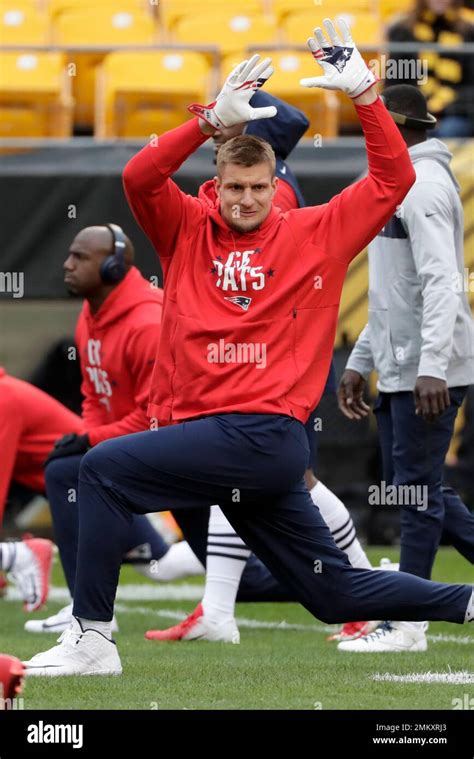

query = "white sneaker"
[[24, 603, 119, 634], [338, 620, 428, 652], [7, 538, 53, 612], [379, 557, 400, 571], [23, 619, 122, 676], [145, 603, 240, 643]]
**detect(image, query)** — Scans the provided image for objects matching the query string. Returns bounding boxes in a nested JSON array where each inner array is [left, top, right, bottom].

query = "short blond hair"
[[216, 134, 276, 177]]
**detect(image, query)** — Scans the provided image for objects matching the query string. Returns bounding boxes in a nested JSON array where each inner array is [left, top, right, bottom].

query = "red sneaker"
[[327, 620, 376, 642], [9, 538, 54, 612], [145, 603, 239, 643], [0, 573, 8, 597]]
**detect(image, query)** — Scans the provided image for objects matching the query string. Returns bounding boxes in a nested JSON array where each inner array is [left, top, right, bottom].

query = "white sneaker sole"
[[24, 617, 119, 635], [25, 665, 122, 677], [338, 639, 428, 652]]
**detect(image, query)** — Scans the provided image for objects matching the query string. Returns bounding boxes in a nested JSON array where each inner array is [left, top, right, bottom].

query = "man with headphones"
[[26, 225, 203, 634]]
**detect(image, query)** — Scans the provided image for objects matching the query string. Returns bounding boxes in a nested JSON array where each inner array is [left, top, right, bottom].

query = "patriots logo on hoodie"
[[224, 296, 252, 312]]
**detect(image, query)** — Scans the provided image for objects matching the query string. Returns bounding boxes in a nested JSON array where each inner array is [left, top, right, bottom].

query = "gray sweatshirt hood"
[[409, 139, 460, 193]]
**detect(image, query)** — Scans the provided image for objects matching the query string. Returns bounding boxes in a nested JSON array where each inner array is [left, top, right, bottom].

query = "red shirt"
[[123, 98, 415, 426], [0, 368, 83, 522], [75, 266, 163, 446]]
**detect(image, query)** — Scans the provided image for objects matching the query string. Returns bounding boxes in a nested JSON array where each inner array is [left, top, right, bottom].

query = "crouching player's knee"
[[79, 440, 116, 487], [44, 455, 80, 489]]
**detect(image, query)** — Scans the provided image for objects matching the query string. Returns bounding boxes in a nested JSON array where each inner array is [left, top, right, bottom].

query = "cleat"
[[337, 620, 428, 652], [379, 557, 400, 571], [327, 620, 378, 642], [23, 618, 122, 677], [8, 538, 53, 612], [24, 603, 119, 634], [145, 603, 240, 643], [0, 572, 8, 598]]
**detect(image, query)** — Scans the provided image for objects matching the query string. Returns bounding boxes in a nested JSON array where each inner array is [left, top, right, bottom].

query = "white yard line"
[[113, 603, 334, 633], [6, 584, 474, 645], [6, 583, 204, 603], [372, 672, 474, 684]]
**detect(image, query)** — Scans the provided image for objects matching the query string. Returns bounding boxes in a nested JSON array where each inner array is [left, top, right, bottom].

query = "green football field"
[[2, 547, 473, 711]]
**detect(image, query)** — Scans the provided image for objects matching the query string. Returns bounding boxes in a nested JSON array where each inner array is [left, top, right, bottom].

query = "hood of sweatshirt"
[[81, 266, 163, 330], [409, 138, 460, 193]]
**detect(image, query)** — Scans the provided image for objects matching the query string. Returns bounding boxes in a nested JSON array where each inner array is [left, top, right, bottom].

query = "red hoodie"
[[0, 368, 83, 523], [75, 266, 163, 446], [123, 98, 415, 426]]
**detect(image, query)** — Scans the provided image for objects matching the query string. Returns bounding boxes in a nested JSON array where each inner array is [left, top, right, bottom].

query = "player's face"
[[215, 162, 277, 233], [63, 240, 104, 296]]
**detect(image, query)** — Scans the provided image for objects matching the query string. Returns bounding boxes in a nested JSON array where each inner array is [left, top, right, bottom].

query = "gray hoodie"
[[346, 138, 474, 391]]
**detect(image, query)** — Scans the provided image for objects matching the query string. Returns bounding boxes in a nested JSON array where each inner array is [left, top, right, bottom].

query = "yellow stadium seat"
[[222, 50, 339, 137], [173, 11, 278, 57], [0, 2, 49, 44], [283, 9, 381, 46], [377, 0, 413, 22], [47, 0, 151, 18], [273, 0, 371, 23], [282, 10, 381, 130], [0, 52, 73, 136], [52, 7, 157, 127], [95, 50, 212, 137], [159, 0, 264, 35]]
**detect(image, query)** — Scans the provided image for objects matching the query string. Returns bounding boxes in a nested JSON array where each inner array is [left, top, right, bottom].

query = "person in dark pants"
[[338, 85, 474, 652], [23, 26, 474, 677], [152, 92, 373, 645], [28, 225, 203, 635]]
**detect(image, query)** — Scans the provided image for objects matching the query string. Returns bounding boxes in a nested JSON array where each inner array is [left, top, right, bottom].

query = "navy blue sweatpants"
[[375, 389, 474, 579], [45, 454, 169, 596], [73, 414, 471, 623]]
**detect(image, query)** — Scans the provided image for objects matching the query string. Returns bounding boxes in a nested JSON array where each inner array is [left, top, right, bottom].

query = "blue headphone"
[[100, 223, 127, 284]]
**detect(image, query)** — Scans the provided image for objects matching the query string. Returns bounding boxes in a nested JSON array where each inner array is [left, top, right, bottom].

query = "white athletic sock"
[[465, 589, 474, 623], [133, 541, 204, 582], [310, 481, 372, 569], [77, 616, 112, 640], [0, 541, 30, 572], [202, 505, 251, 621]]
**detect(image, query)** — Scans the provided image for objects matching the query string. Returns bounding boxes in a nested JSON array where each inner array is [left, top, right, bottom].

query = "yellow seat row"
[[1, 2, 385, 124], [0, 51, 73, 136], [1, 49, 348, 138], [1, 0, 414, 28], [0, 0, 412, 47]]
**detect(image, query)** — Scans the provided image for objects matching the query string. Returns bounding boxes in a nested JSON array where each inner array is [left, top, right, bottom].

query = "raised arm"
[[123, 55, 278, 269], [291, 18, 416, 264], [122, 119, 208, 267]]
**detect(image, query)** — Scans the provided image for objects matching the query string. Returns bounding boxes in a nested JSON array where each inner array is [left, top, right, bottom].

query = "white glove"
[[300, 17, 377, 99], [188, 54, 277, 129]]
